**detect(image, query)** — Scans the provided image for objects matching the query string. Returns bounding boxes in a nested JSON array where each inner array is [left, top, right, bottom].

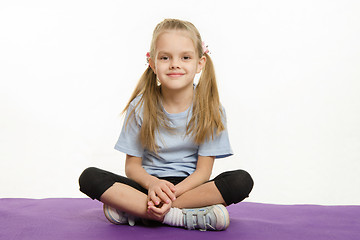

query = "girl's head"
[[148, 19, 206, 91], [125, 19, 224, 153]]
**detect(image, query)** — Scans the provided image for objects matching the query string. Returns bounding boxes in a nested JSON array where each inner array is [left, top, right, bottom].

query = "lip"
[[167, 73, 184, 77]]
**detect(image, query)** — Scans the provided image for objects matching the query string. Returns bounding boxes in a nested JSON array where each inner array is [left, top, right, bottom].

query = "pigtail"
[[122, 66, 154, 115], [140, 66, 168, 153], [187, 53, 225, 144], [123, 66, 169, 153]]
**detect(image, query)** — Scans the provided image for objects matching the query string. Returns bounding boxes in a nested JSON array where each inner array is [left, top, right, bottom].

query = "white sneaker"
[[103, 204, 137, 226], [182, 204, 230, 231]]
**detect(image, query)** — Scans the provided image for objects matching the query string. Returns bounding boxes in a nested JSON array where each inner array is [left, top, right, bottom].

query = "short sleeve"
[[198, 108, 233, 158], [114, 101, 144, 157]]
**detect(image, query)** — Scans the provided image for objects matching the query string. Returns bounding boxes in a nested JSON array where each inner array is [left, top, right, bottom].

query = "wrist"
[[145, 175, 159, 190], [174, 185, 184, 197]]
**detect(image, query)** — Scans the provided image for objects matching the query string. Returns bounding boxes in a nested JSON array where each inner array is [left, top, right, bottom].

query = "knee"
[[78, 167, 99, 193], [216, 169, 254, 205], [231, 170, 254, 197]]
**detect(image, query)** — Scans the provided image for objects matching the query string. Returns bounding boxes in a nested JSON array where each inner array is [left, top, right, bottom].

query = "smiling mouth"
[[167, 73, 184, 77]]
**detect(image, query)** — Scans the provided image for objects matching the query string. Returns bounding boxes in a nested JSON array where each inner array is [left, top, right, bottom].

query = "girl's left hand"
[[147, 179, 176, 206], [147, 201, 172, 222]]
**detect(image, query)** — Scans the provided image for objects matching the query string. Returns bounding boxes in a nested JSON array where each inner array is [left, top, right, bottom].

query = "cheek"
[[156, 63, 167, 73]]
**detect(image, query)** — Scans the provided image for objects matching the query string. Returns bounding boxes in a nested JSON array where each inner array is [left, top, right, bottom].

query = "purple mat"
[[0, 198, 359, 240]]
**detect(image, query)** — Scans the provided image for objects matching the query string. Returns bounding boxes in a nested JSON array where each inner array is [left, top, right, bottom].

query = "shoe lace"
[[120, 211, 136, 226], [127, 214, 136, 226]]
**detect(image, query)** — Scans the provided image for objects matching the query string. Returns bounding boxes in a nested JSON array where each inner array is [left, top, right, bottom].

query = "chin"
[[161, 82, 194, 91]]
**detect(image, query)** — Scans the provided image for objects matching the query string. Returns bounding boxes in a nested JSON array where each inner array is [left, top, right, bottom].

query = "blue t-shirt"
[[114, 95, 233, 177]]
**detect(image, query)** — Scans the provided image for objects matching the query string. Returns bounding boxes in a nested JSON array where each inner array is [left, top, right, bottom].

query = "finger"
[[147, 209, 164, 221], [155, 189, 171, 204], [147, 202, 171, 222], [146, 207, 160, 219], [147, 204, 168, 216], [149, 202, 171, 215], [149, 191, 161, 206], [147, 193, 156, 206], [159, 202, 171, 215], [162, 186, 176, 201], [148, 205, 164, 215], [149, 201, 169, 212], [166, 182, 176, 192], [161, 182, 176, 200]]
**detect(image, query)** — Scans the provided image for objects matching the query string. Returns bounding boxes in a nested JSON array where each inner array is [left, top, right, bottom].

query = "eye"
[[160, 56, 169, 61], [182, 56, 191, 60]]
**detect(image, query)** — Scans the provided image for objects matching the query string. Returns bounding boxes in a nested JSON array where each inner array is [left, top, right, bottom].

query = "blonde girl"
[[79, 19, 253, 231]]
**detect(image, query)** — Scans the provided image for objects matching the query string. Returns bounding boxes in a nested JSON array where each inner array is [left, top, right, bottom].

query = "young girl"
[[79, 18, 253, 231]]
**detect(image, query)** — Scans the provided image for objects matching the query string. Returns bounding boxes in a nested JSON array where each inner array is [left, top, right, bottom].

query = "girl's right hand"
[[147, 200, 172, 222], [147, 179, 176, 206]]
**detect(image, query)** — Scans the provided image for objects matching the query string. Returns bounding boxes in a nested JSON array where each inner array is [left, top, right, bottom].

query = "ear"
[[149, 58, 156, 74], [196, 56, 206, 74]]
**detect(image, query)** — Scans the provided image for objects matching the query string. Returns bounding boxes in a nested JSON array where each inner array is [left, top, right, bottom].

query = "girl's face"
[[150, 30, 206, 93]]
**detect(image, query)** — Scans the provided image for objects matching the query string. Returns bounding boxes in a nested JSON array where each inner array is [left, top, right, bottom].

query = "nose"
[[169, 58, 180, 69]]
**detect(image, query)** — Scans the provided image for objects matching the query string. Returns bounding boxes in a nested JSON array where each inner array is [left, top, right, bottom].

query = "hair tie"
[[202, 41, 210, 55], [146, 52, 150, 64]]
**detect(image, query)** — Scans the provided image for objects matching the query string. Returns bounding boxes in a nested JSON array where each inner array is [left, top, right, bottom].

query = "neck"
[[161, 85, 194, 114]]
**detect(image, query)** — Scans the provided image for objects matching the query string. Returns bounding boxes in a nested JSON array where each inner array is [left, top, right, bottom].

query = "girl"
[[79, 18, 253, 231]]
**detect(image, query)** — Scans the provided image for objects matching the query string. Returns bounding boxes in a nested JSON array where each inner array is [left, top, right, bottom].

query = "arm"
[[125, 154, 157, 189], [174, 155, 215, 197]]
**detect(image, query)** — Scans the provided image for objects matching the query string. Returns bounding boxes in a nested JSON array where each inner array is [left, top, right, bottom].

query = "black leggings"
[[79, 167, 254, 206]]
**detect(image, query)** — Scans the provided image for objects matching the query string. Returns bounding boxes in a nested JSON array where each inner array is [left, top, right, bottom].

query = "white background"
[[1, 0, 359, 205]]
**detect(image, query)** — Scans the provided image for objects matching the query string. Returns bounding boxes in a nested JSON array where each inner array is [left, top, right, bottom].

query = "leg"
[[100, 182, 156, 220], [78, 167, 160, 221], [172, 169, 254, 208], [172, 181, 225, 208]]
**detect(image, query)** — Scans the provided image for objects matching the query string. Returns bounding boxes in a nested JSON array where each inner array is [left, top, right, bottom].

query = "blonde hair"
[[123, 19, 224, 153]]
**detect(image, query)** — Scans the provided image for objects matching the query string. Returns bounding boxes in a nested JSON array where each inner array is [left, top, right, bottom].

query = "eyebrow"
[[157, 51, 195, 55]]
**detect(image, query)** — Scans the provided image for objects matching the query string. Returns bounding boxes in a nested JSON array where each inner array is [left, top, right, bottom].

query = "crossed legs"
[[99, 181, 225, 221], [79, 167, 253, 222]]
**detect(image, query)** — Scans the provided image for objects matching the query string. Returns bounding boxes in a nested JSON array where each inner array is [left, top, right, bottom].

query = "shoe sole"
[[103, 204, 123, 225], [213, 204, 230, 230]]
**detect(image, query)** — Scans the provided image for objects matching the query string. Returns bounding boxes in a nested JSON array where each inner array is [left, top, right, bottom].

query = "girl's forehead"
[[155, 30, 196, 52]]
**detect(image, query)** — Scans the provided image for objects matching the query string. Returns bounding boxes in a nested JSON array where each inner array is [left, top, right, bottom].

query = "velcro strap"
[[185, 211, 195, 230], [197, 212, 206, 231]]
